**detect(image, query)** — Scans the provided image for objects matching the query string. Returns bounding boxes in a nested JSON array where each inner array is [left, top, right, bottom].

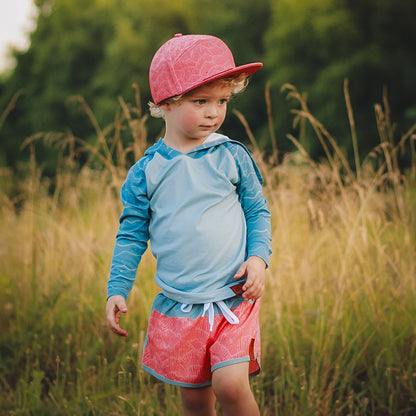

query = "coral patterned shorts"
[[142, 293, 261, 387]]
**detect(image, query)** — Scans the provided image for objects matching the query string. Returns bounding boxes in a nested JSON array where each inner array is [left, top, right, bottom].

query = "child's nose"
[[205, 104, 219, 118]]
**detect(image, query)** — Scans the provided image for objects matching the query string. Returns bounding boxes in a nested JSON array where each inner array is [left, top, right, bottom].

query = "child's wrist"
[[248, 255, 267, 268]]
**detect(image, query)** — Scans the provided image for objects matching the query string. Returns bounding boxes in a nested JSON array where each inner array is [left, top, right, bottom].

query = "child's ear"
[[161, 102, 171, 112]]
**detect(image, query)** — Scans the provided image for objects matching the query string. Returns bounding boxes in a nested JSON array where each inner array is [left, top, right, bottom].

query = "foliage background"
[[1, 1, 416, 415], [1, 0, 416, 172]]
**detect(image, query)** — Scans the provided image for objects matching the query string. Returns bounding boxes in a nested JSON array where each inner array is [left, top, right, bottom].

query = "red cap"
[[149, 34, 263, 104]]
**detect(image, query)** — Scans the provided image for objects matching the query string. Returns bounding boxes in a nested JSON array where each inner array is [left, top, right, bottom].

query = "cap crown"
[[149, 34, 262, 104]]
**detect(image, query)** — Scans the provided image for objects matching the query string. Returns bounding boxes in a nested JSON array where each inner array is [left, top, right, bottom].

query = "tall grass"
[[1, 82, 416, 415]]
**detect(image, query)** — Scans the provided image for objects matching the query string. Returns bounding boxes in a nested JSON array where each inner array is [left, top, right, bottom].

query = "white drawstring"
[[181, 304, 193, 313], [202, 303, 215, 331], [216, 301, 240, 325], [181, 301, 240, 332]]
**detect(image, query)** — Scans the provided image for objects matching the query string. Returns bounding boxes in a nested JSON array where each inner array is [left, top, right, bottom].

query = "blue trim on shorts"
[[142, 329, 213, 388], [211, 356, 250, 372], [143, 355, 261, 388], [142, 365, 212, 388], [211, 354, 261, 377], [150, 292, 245, 318]]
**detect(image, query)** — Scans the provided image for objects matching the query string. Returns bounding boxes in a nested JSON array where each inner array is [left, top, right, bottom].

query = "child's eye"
[[219, 98, 229, 105], [193, 99, 206, 105]]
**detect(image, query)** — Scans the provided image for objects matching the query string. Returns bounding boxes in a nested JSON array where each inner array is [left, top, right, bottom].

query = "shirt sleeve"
[[107, 159, 150, 300], [226, 141, 272, 266]]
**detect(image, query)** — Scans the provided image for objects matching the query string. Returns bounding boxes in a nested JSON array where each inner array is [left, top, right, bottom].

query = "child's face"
[[163, 82, 233, 149]]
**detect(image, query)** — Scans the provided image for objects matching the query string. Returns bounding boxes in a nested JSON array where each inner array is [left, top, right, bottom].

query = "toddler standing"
[[106, 33, 272, 416]]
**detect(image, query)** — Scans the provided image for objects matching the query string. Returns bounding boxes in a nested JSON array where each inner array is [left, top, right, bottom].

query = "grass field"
[[1, 85, 416, 415]]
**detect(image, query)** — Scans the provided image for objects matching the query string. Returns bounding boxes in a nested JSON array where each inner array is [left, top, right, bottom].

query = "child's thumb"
[[234, 263, 247, 279], [110, 295, 127, 313], [118, 300, 128, 313]]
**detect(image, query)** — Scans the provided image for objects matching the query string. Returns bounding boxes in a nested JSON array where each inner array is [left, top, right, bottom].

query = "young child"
[[106, 33, 272, 416]]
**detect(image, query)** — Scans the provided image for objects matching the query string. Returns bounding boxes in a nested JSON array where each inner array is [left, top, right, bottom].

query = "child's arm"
[[107, 160, 150, 333], [227, 142, 272, 300]]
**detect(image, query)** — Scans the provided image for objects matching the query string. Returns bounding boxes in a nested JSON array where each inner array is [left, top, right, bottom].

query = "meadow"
[[1, 84, 416, 415]]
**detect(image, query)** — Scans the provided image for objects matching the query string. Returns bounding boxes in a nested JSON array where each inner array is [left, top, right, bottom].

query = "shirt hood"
[[144, 133, 229, 157], [143, 132, 263, 184]]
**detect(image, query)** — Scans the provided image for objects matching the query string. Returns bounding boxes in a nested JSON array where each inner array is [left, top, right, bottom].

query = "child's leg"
[[212, 362, 260, 416], [180, 385, 216, 416]]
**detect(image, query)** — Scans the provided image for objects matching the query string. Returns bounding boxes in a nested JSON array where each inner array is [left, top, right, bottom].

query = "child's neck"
[[163, 135, 206, 154]]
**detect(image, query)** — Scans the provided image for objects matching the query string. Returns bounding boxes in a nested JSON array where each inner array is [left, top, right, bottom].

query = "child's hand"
[[234, 256, 266, 301], [106, 295, 128, 337]]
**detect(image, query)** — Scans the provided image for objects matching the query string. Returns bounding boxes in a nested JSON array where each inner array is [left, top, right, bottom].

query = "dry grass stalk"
[[1, 83, 415, 415]]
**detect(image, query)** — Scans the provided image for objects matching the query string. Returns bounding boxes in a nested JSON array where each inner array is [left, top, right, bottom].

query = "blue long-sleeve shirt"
[[107, 133, 272, 304]]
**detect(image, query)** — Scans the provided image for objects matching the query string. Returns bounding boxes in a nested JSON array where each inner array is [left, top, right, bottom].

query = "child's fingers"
[[242, 275, 265, 300], [106, 296, 128, 337], [112, 321, 128, 337], [234, 263, 248, 279], [235, 257, 266, 300]]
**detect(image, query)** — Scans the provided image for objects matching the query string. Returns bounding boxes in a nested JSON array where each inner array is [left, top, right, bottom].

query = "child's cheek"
[[182, 112, 199, 129]]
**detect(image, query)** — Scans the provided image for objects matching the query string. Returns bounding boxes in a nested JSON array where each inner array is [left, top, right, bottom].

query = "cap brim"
[[175, 62, 263, 100]]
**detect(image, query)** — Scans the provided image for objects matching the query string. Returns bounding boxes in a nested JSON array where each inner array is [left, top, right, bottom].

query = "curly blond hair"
[[148, 74, 249, 119]]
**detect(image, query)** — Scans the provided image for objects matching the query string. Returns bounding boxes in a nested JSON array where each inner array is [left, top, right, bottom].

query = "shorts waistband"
[[181, 301, 240, 331]]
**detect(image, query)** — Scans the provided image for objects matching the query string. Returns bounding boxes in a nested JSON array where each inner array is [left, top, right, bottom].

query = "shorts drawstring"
[[181, 301, 240, 331]]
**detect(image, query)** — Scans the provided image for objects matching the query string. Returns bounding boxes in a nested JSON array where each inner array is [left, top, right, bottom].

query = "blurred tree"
[[0, 0, 116, 172], [185, 0, 271, 147], [0, 0, 270, 173], [3, 0, 414, 173], [264, 0, 416, 161]]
